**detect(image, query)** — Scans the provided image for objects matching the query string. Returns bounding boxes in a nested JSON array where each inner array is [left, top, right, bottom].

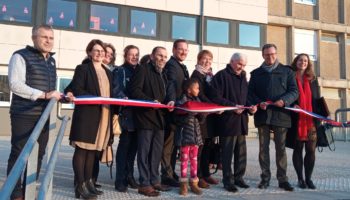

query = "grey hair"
[[230, 52, 247, 62], [32, 24, 53, 36]]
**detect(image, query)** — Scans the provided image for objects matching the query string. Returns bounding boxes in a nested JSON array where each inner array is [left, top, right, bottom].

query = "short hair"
[[85, 39, 105, 55], [151, 46, 166, 55], [123, 45, 139, 62], [197, 50, 213, 62], [32, 24, 53, 36], [173, 39, 188, 49], [230, 52, 247, 62], [182, 78, 199, 93], [140, 54, 151, 66], [262, 43, 277, 52], [103, 43, 116, 65], [291, 53, 315, 80]]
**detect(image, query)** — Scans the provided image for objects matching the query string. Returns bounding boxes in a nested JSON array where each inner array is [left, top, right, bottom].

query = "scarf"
[[296, 75, 313, 141], [261, 59, 279, 73], [195, 64, 210, 75]]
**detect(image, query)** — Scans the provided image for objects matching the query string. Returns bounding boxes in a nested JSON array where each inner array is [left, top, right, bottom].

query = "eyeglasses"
[[92, 49, 105, 54], [263, 53, 276, 57]]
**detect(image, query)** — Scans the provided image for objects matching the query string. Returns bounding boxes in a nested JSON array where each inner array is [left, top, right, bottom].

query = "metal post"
[[25, 142, 38, 199]]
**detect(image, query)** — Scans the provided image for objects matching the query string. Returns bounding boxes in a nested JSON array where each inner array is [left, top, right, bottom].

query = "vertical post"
[[25, 142, 38, 199]]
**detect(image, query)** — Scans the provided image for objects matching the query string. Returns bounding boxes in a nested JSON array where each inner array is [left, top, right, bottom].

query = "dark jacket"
[[286, 78, 322, 149], [10, 46, 56, 116], [210, 64, 249, 136], [65, 62, 113, 144], [175, 94, 204, 146], [247, 63, 299, 128], [127, 62, 167, 130]]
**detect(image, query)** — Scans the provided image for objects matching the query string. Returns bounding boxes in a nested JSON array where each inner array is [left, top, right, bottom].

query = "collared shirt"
[[8, 53, 44, 101]]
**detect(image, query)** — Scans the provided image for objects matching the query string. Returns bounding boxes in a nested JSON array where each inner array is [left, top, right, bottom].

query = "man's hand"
[[65, 92, 75, 102], [47, 91, 62, 100], [273, 99, 284, 107], [259, 102, 268, 110], [249, 105, 257, 114], [233, 105, 244, 114], [167, 101, 175, 112]]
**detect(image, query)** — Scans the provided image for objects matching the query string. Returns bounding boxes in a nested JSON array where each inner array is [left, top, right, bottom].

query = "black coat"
[[247, 63, 299, 128], [127, 62, 167, 130], [65, 62, 113, 144], [210, 65, 249, 137], [286, 78, 322, 149]]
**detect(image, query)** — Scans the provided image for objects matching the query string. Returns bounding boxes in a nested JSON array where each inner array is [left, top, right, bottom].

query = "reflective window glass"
[[90, 4, 118, 33], [0, 75, 10, 106], [58, 77, 74, 109], [172, 15, 196, 41], [206, 19, 229, 45], [294, 0, 316, 5], [294, 29, 317, 60], [46, 0, 77, 28], [130, 10, 157, 37], [0, 0, 32, 23], [239, 24, 261, 48]]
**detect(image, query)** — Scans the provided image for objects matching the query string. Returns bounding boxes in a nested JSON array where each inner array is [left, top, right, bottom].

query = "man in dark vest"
[[7, 24, 61, 200]]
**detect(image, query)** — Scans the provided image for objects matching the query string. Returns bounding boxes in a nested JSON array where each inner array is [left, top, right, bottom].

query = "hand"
[[47, 91, 62, 100], [260, 102, 268, 110], [249, 105, 257, 114], [273, 99, 284, 107], [123, 96, 128, 100], [167, 101, 175, 112], [293, 104, 300, 109], [216, 110, 224, 114], [65, 92, 75, 102], [233, 105, 244, 114]]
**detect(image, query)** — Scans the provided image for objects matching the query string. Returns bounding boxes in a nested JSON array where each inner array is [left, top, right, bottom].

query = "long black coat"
[[127, 62, 167, 130], [210, 65, 249, 137], [247, 63, 299, 128], [286, 78, 322, 149], [65, 62, 113, 144]]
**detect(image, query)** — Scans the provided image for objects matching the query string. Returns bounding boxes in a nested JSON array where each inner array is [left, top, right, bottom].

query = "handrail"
[[0, 98, 57, 200], [37, 115, 70, 200]]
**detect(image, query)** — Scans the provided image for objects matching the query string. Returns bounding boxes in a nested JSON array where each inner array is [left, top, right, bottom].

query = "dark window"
[[46, 0, 77, 28], [172, 15, 196, 41], [0, 0, 32, 23], [130, 10, 157, 37], [90, 4, 118, 33], [0, 75, 10, 104], [239, 23, 260, 48], [206, 19, 229, 45]]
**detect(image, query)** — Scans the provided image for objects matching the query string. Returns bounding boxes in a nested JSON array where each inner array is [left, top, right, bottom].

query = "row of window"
[[0, 0, 263, 48]]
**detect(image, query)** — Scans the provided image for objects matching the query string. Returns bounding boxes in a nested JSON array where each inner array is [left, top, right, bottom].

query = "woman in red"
[[288, 53, 321, 189]]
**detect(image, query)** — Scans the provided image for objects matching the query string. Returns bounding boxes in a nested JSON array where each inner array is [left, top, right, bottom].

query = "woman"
[[113, 45, 140, 192], [190, 50, 219, 188], [65, 39, 113, 199], [103, 43, 117, 71], [287, 53, 321, 189]]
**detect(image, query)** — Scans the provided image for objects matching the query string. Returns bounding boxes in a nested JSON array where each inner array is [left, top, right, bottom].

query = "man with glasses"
[[247, 43, 298, 192], [161, 39, 190, 187]]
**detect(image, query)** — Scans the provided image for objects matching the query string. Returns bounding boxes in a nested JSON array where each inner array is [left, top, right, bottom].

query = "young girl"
[[175, 78, 205, 196]]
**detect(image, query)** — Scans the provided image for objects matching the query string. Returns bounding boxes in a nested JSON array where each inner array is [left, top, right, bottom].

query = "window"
[[294, 29, 317, 60], [58, 77, 74, 109], [206, 19, 229, 45], [295, 0, 316, 5], [90, 4, 118, 33], [172, 15, 196, 41], [239, 23, 261, 48], [46, 0, 77, 29], [130, 10, 157, 37], [0, 75, 10, 106], [321, 33, 338, 43], [0, 0, 32, 23]]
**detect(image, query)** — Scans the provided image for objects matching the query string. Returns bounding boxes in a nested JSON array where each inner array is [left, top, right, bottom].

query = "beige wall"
[[266, 25, 288, 64], [319, 0, 339, 24], [268, 0, 287, 16], [346, 0, 350, 25], [293, 2, 314, 20], [347, 44, 350, 78], [320, 41, 340, 79]]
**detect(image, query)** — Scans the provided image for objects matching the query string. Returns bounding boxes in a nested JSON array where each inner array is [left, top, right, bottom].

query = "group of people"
[[6, 25, 324, 200]]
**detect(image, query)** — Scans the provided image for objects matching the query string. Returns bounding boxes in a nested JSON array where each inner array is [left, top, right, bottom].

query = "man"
[[161, 39, 190, 187], [247, 44, 298, 191], [7, 24, 61, 200], [128, 46, 173, 197], [210, 53, 257, 192]]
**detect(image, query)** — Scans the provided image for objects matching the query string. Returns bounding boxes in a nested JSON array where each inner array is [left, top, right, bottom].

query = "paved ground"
[[1, 136, 350, 200]]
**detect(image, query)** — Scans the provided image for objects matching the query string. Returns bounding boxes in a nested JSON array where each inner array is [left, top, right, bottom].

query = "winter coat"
[[247, 63, 299, 128]]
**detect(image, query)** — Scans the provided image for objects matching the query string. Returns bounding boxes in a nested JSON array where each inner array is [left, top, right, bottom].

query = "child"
[[175, 78, 205, 196]]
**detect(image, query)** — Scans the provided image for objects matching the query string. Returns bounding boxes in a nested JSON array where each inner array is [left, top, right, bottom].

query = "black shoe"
[[127, 177, 139, 189], [298, 179, 307, 189], [224, 184, 238, 193], [86, 179, 103, 195], [75, 182, 97, 199], [173, 173, 179, 182], [161, 177, 180, 187], [153, 183, 172, 191], [258, 180, 269, 189], [306, 179, 316, 189], [94, 182, 102, 188], [234, 180, 250, 188], [115, 182, 128, 192], [279, 182, 294, 191]]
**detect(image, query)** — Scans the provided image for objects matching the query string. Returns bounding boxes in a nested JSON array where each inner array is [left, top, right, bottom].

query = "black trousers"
[[197, 138, 211, 178], [258, 125, 288, 183], [7, 114, 49, 199], [115, 130, 138, 186], [137, 129, 164, 187]]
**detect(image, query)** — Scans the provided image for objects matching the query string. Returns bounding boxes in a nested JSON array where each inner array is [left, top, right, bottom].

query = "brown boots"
[[179, 178, 202, 195], [179, 178, 188, 196]]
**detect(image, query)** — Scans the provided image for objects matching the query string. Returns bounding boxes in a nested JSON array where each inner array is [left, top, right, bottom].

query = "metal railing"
[[0, 99, 70, 200], [334, 108, 350, 141]]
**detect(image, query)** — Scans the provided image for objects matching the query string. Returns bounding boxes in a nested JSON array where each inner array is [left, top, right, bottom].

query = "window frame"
[[171, 14, 198, 42], [205, 17, 231, 47], [0, 0, 34, 25], [128, 8, 159, 39], [88, 2, 120, 34], [237, 22, 262, 49]]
